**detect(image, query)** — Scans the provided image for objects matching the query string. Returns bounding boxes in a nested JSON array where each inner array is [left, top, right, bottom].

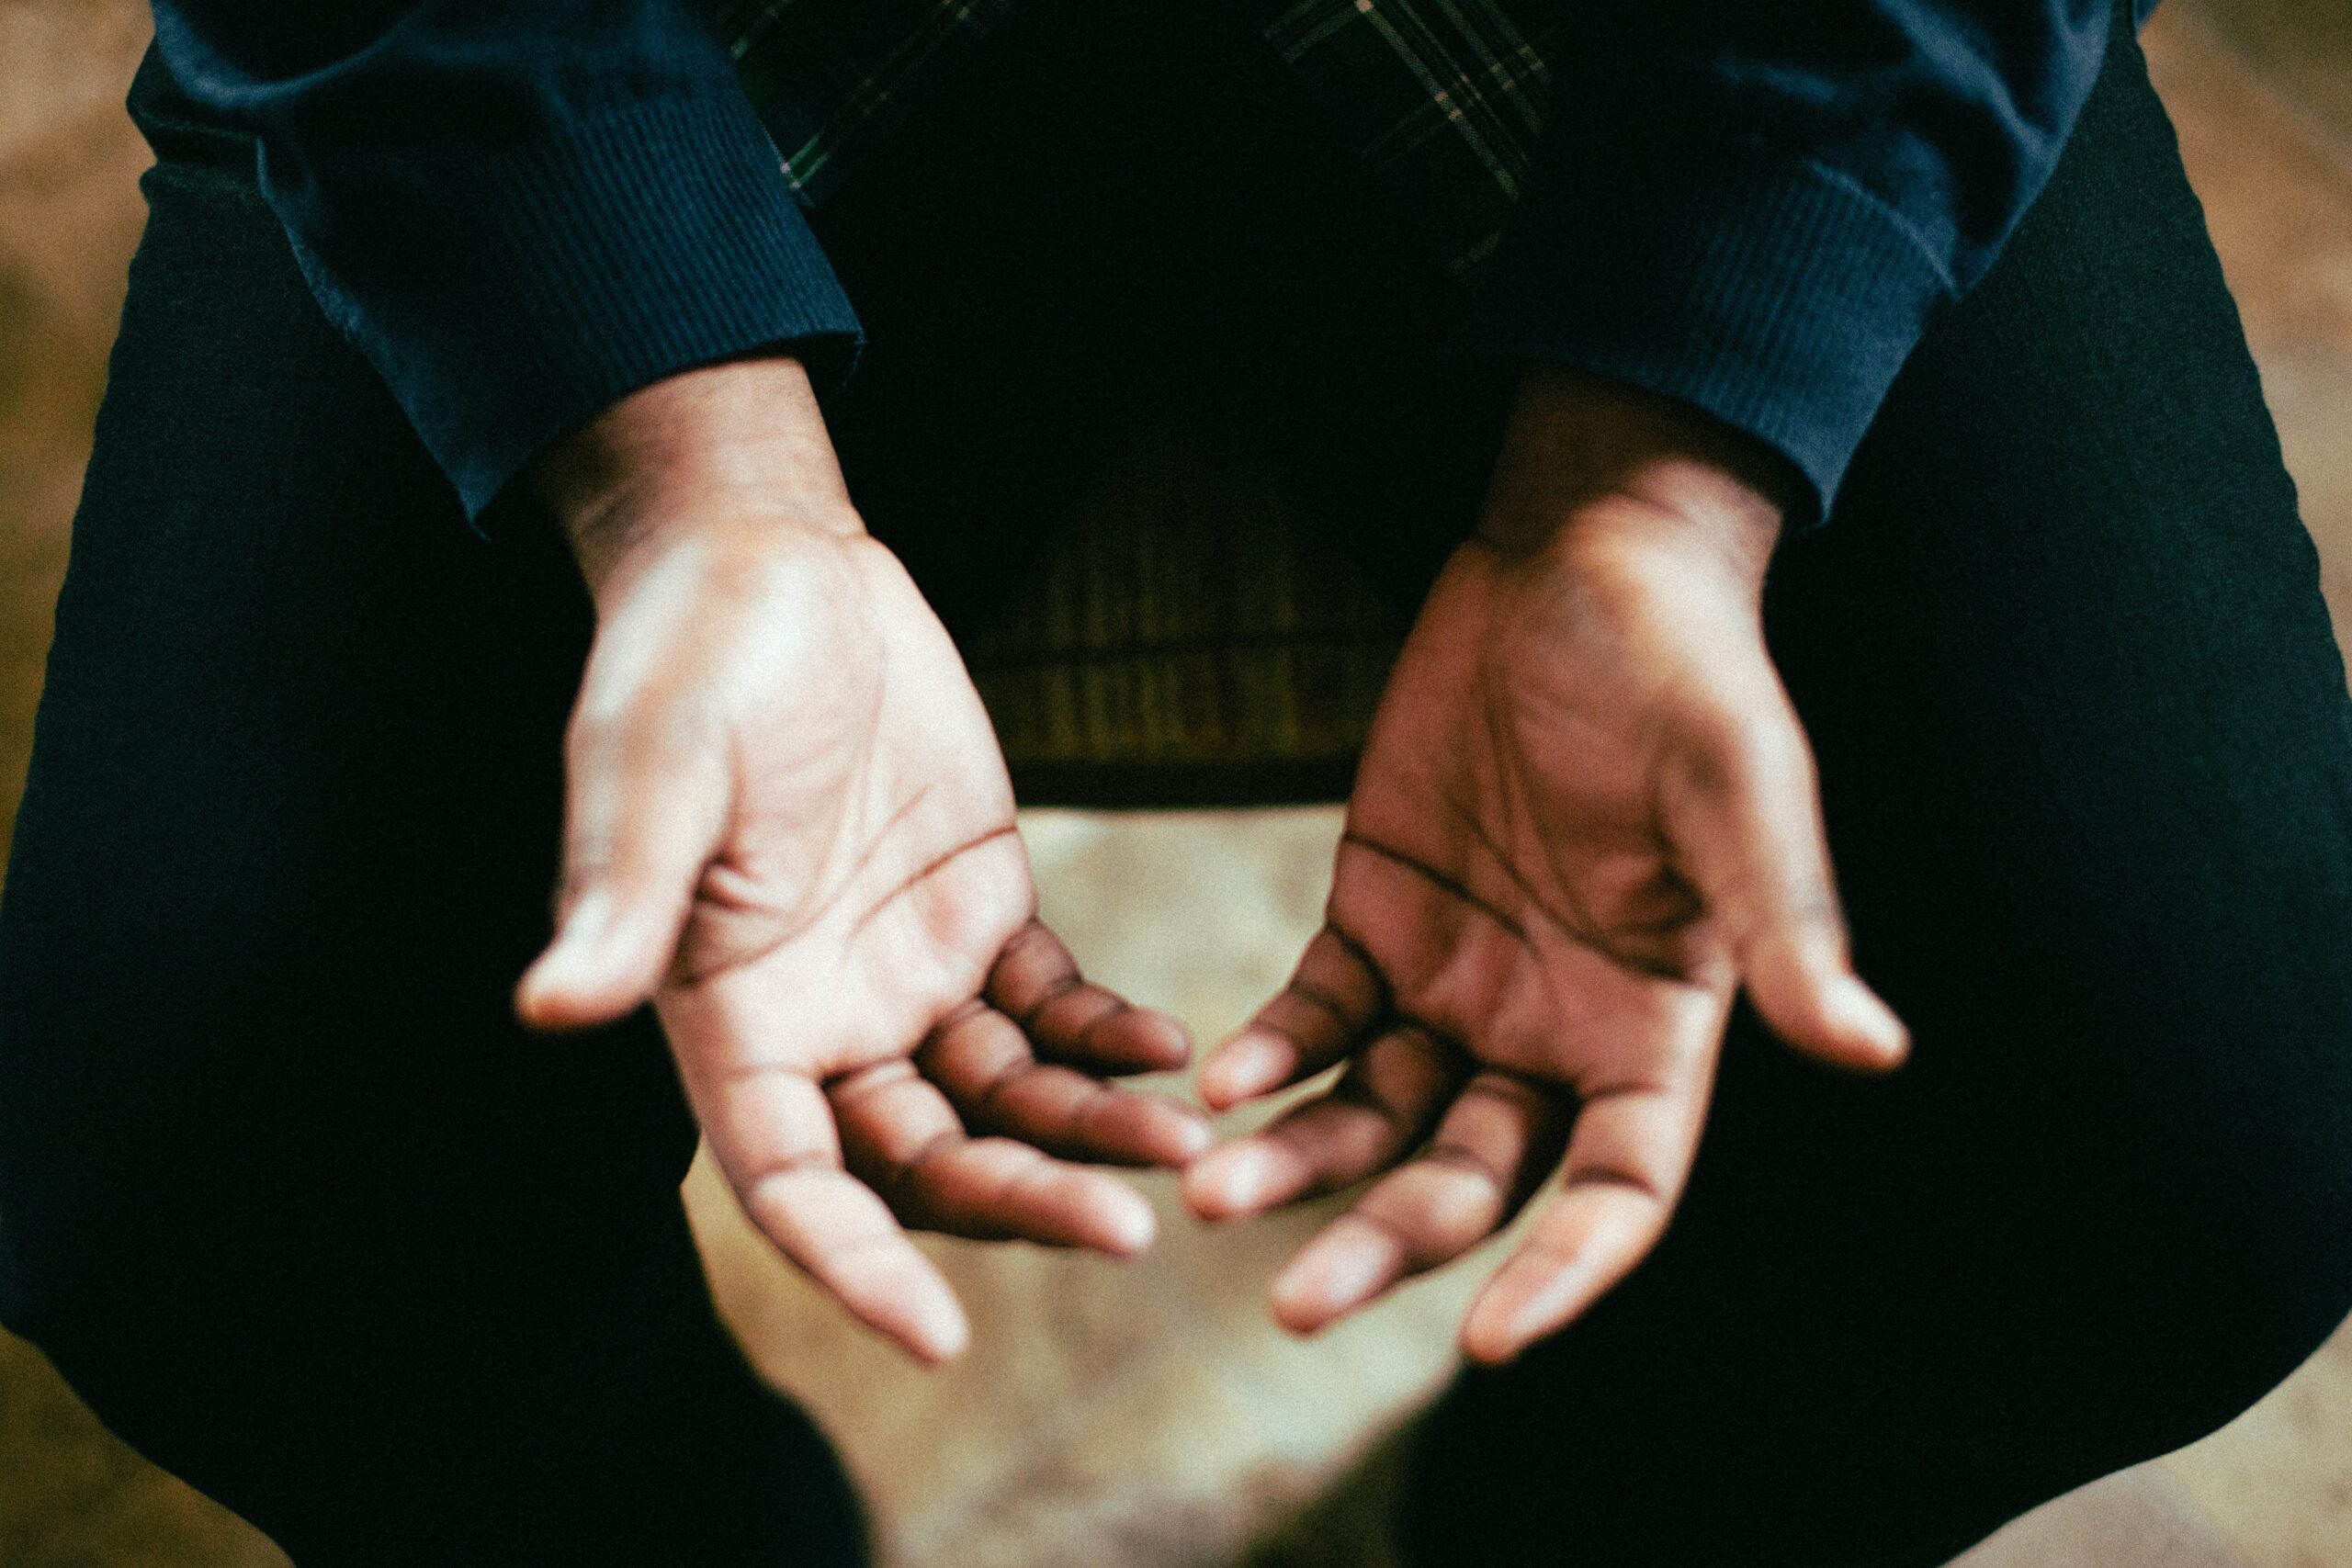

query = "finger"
[[516, 706, 728, 1032], [1182, 1025, 1464, 1220], [985, 919, 1193, 1075], [1198, 926, 1386, 1111], [1660, 703, 1908, 1072], [1265, 1072, 1568, 1334], [921, 1002, 1210, 1168], [1458, 1076, 1703, 1365], [831, 1060, 1158, 1256], [705, 1065, 970, 1363]]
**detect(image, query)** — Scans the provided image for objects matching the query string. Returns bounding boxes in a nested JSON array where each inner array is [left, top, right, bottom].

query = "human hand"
[[515, 358, 1207, 1362], [1183, 369, 1906, 1364]]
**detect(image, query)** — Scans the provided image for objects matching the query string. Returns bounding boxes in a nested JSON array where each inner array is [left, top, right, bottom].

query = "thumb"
[[1661, 698, 1908, 1072], [516, 713, 729, 1031]]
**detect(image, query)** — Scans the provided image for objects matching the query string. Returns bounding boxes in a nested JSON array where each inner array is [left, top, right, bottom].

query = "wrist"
[[532, 355, 863, 604], [1479, 367, 1795, 592]]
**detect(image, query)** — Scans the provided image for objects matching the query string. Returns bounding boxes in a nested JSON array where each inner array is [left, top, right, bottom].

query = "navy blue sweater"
[[147, 1, 2154, 521]]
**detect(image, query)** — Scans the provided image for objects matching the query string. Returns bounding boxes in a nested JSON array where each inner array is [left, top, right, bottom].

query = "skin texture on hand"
[[514, 358, 1209, 1363], [1184, 368, 1907, 1365]]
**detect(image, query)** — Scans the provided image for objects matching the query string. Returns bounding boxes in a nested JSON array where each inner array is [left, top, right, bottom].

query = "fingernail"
[[1272, 1243, 1388, 1331], [1164, 1113, 1215, 1164], [904, 1283, 971, 1364], [1202, 1143, 1280, 1213], [1827, 976, 1908, 1061], [1101, 1188, 1158, 1256], [1204, 1032, 1288, 1108]]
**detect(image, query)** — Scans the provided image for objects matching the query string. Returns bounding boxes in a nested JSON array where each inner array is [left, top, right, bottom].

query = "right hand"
[[1182, 370, 1906, 1364], [514, 358, 1207, 1363]]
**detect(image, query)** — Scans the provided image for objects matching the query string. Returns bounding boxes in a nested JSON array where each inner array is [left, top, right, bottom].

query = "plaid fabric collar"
[[712, 0, 1552, 275]]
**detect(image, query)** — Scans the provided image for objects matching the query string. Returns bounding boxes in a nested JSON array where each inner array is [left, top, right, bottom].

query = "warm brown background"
[[4, 4, 2350, 1563]]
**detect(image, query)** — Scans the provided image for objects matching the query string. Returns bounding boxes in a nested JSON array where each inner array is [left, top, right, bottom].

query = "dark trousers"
[[4, 10, 2350, 1567]]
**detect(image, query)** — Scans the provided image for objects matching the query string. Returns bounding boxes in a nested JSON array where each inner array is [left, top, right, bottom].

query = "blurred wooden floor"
[[4, 4, 2351, 1564]]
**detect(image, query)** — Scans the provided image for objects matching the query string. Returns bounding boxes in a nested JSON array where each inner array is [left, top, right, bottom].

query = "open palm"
[[1186, 501, 1906, 1363], [522, 518, 1204, 1361]]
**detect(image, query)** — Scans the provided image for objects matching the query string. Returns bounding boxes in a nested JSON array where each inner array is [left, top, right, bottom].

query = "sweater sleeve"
[[1466, 0, 2118, 521], [148, 0, 864, 519]]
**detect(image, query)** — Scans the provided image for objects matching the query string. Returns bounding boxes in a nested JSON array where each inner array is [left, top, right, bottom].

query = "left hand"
[[515, 359, 1207, 1362], [1182, 369, 1907, 1364]]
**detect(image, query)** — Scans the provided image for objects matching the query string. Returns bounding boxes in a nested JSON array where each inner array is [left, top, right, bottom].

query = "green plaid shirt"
[[715, 0, 1554, 274]]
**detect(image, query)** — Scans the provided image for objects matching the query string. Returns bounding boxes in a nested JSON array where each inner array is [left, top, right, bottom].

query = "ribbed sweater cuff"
[[1464, 134, 1954, 525], [292, 91, 862, 521]]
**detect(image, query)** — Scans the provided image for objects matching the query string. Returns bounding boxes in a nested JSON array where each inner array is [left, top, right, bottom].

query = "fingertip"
[[1178, 1163, 1219, 1221], [1268, 1262, 1334, 1337], [1460, 1275, 1566, 1368], [894, 1278, 972, 1366], [1268, 1234, 1394, 1336], [1457, 1304, 1522, 1368], [1096, 1185, 1159, 1258], [1198, 1030, 1292, 1111], [1128, 1010, 1195, 1068], [1181, 1141, 1277, 1220], [911, 1320, 970, 1365], [1784, 973, 1910, 1074], [1269, 1283, 1332, 1338], [1078, 1006, 1195, 1073], [1083, 1095, 1210, 1170], [513, 964, 563, 1030], [1839, 1029, 1911, 1074], [514, 890, 674, 1032], [1458, 1277, 1518, 1365], [1834, 976, 1911, 1068], [1745, 932, 1908, 1072], [1160, 1110, 1216, 1166], [1470, 1241, 1612, 1363], [765, 1183, 973, 1364], [514, 950, 636, 1033]]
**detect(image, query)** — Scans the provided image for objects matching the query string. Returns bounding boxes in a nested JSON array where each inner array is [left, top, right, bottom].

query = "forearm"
[[150, 0, 861, 518], [1472, 0, 2117, 520]]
